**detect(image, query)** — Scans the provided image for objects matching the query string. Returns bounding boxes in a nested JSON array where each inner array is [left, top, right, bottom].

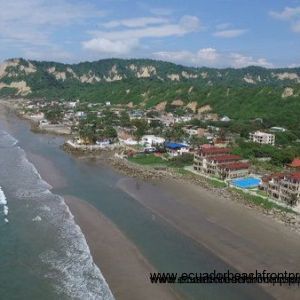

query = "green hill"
[[1, 58, 300, 130]]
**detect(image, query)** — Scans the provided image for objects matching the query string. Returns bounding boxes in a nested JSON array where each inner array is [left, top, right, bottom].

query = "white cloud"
[[213, 29, 247, 38], [23, 46, 74, 62], [197, 48, 220, 61], [179, 15, 201, 31], [153, 48, 273, 68], [270, 6, 300, 20], [82, 38, 139, 55], [90, 15, 201, 40], [153, 48, 220, 66], [103, 17, 169, 28], [83, 15, 201, 55], [270, 6, 300, 33], [230, 53, 273, 68], [0, 0, 104, 49]]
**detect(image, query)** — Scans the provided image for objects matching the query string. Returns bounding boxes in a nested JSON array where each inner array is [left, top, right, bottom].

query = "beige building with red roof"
[[260, 173, 300, 205], [193, 145, 250, 179]]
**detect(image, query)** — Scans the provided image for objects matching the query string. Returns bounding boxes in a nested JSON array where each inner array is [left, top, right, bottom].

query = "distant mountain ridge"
[[1, 58, 300, 129]]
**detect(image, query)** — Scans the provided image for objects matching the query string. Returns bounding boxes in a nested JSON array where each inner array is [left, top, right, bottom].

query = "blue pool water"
[[232, 177, 261, 189]]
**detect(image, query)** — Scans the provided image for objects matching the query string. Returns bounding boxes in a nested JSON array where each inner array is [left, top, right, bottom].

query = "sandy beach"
[[65, 195, 180, 300], [117, 177, 300, 299]]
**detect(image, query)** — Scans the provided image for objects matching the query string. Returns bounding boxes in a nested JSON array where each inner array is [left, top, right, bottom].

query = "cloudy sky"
[[0, 0, 300, 68]]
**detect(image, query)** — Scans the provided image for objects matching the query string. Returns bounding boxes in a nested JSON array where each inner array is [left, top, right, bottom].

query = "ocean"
[[0, 109, 271, 299], [0, 128, 114, 299]]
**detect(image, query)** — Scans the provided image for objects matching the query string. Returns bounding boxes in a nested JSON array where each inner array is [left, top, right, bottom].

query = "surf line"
[[0, 186, 9, 223]]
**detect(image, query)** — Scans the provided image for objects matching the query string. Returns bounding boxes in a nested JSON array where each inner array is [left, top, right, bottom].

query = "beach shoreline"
[[1, 100, 300, 299], [2, 99, 300, 233], [64, 195, 181, 300]]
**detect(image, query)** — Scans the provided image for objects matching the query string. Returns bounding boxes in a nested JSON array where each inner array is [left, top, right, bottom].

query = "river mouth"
[[1, 103, 295, 299]]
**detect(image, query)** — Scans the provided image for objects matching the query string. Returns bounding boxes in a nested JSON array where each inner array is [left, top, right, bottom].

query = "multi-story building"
[[249, 131, 275, 145], [193, 145, 250, 179], [260, 173, 300, 205]]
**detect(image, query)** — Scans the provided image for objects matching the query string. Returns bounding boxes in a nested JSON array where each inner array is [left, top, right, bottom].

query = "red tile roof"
[[208, 154, 241, 163], [262, 173, 286, 182], [288, 158, 300, 168], [262, 172, 300, 183], [287, 172, 300, 182], [200, 147, 231, 155], [220, 162, 250, 171]]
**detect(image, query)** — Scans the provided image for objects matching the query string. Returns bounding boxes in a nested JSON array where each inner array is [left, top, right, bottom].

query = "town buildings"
[[193, 145, 250, 179], [249, 131, 275, 145]]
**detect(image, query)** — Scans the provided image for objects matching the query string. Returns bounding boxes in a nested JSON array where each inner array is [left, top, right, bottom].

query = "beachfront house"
[[260, 173, 300, 206], [165, 142, 189, 157], [193, 145, 250, 179]]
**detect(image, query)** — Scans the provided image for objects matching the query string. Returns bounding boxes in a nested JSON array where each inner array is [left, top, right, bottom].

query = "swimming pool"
[[231, 177, 261, 189]]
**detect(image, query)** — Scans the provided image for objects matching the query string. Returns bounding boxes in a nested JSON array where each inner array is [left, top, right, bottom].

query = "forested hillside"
[[1, 58, 300, 129]]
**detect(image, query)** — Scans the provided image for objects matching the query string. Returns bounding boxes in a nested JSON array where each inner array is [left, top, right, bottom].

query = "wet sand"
[[26, 151, 68, 189], [25, 146, 179, 299], [64, 195, 180, 300], [117, 177, 300, 300]]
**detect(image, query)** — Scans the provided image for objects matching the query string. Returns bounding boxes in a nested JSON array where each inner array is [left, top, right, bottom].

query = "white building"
[[249, 131, 275, 146], [270, 127, 286, 133], [220, 116, 231, 122], [140, 135, 165, 147]]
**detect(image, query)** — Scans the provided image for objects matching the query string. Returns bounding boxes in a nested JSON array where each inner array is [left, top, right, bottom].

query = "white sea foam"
[[0, 130, 114, 299], [32, 216, 42, 222], [40, 195, 115, 300], [0, 186, 8, 221], [0, 130, 18, 148], [0, 186, 7, 205]]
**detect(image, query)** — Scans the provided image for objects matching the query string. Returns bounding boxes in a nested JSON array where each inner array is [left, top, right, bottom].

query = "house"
[[165, 142, 189, 157], [249, 131, 275, 146], [105, 101, 111, 106], [75, 111, 86, 118], [270, 127, 286, 133], [218, 162, 250, 179], [220, 116, 231, 122], [129, 110, 144, 120], [183, 126, 198, 136], [66, 101, 77, 109], [174, 115, 193, 123], [287, 158, 300, 170], [260, 173, 300, 205], [193, 145, 250, 179], [140, 135, 165, 147], [119, 138, 138, 146]]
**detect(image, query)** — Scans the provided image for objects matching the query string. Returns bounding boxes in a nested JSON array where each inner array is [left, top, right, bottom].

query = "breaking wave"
[[0, 129, 114, 299]]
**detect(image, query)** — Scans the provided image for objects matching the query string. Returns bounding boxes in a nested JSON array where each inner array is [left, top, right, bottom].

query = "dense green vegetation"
[[2, 58, 300, 132], [232, 139, 300, 166]]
